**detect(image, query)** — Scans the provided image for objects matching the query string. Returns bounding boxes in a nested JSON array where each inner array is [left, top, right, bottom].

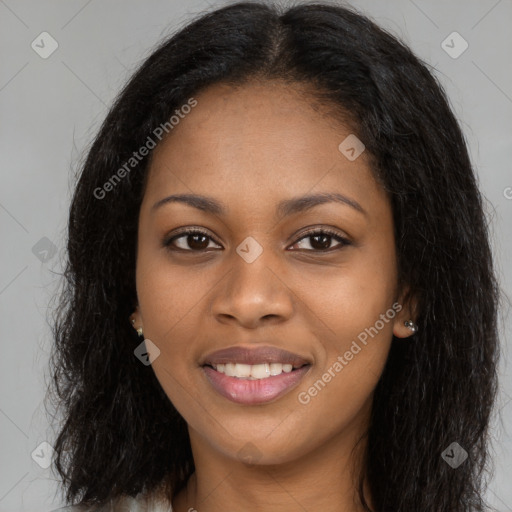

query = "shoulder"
[[49, 493, 173, 511], [49, 506, 108, 512], [49, 506, 94, 512]]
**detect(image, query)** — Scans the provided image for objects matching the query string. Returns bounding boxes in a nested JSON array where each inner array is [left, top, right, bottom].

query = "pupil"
[[311, 234, 331, 250], [189, 234, 209, 250]]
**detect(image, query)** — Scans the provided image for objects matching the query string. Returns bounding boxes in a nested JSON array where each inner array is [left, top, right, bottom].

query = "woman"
[[48, 2, 500, 511]]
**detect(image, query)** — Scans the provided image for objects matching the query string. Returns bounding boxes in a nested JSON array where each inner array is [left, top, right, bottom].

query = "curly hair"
[[47, 2, 501, 511]]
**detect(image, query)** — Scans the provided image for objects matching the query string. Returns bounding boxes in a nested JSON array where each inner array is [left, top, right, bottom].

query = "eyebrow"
[[151, 192, 366, 217]]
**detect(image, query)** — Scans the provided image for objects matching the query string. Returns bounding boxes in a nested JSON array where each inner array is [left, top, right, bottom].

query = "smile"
[[200, 345, 312, 405]]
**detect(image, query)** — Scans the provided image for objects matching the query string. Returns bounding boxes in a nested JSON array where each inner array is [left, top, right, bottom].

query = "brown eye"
[[164, 229, 222, 252], [163, 227, 350, 253], [290, 229, 351, 252]]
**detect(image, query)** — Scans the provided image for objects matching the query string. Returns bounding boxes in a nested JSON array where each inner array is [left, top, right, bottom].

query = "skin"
[[131, 81, 417, 512]]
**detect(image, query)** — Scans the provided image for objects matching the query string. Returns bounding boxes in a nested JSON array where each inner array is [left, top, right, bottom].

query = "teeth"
[[212, 362, 297, 379], [224, 363, 236, 377], [234, 363, 252, 377], [270, 363, 282, 376]]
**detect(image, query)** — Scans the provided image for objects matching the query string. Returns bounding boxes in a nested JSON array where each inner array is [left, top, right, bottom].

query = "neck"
[[172, 404, 373, 512]]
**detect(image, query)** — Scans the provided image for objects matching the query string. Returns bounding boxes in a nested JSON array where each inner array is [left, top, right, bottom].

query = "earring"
[[404, 320, 418, 333], [130, 317, 143, 337]]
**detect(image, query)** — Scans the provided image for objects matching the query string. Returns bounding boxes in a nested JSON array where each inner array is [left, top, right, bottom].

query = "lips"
[[200, 345, 312, 405]]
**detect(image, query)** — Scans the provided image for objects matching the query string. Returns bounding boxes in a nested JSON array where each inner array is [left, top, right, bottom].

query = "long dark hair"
[[47, 2, 501, 510]]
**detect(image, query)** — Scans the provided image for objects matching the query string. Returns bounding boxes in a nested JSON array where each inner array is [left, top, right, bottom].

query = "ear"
[[392, 285, 419, 339]]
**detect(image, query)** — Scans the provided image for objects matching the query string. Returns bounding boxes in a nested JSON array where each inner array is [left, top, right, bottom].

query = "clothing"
[[50, 492, 173, 512]]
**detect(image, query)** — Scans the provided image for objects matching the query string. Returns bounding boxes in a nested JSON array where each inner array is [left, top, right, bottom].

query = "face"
[[133, 81, 414, 466]]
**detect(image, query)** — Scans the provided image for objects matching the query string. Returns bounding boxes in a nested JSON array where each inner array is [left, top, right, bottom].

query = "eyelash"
[[163, 227, 351, 253]]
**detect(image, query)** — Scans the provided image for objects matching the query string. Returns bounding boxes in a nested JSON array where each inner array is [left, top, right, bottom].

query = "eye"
[[163, 229, 222, 252], [289, 228, 351, 252], [163, 227, 351, 253]]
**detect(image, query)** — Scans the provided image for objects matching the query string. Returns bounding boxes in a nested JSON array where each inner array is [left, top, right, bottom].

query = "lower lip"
[[202, 365, 311, 405]]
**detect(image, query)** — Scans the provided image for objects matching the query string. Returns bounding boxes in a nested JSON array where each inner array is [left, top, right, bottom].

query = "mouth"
[[200, 346, 312, 405]]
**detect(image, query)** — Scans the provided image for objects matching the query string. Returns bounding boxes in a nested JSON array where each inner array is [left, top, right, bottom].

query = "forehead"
[[152, 80, 353, 156], [143, 81, 385, 218]]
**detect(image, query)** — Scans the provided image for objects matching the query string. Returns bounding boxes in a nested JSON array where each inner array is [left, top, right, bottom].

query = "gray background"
[[0, 0, 511, 511]]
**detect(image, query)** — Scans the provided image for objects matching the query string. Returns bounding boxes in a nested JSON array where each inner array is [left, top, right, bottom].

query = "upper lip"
[[201, 346, 311, 367]]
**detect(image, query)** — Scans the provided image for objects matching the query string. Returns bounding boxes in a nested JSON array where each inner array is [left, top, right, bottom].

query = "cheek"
[[136, 254, 206, 417], [293, 248, 397, 344], [293, 273, 394, 440], [292, 243, 397, 397], [136, 248, 210, 344]]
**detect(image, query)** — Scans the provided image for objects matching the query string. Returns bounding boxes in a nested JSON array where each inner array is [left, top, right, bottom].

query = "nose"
[[210, 247, 294, 329]]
